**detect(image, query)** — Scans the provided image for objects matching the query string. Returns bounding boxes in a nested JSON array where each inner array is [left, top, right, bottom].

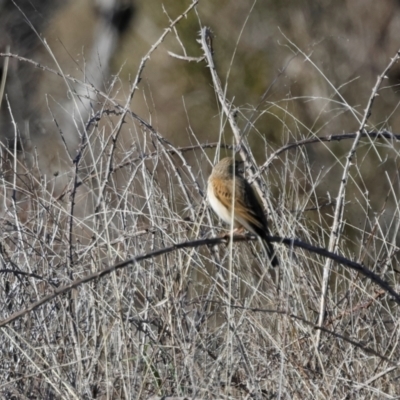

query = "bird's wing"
[[235, 180, 267, 231], [211, 177, 267, 231]]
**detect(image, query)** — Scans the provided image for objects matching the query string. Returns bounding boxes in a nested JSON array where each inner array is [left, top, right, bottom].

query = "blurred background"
[[1, 0, 400, 245]]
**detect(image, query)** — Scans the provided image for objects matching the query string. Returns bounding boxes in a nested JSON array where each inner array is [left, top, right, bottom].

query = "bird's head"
[[213, 157, 244, 178]]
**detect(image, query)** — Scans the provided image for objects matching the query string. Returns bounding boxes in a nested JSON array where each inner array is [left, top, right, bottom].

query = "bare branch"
[[1, 233, 399, 329], [316, 48, 400, 348]]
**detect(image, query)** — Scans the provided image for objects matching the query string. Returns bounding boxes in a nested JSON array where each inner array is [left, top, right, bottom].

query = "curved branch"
[[0, 234, 399, 328], [259, 129, 400, 173]]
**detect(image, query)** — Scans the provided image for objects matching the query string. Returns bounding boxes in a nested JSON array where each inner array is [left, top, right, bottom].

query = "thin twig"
[[258, 129, 400, 174], [167, 51, 204, 62], [91, 1, 199, 216], [1, 233, 399, 329], [0, 45, 10, 110], [199, 26, 274, 218], [316, 48, 400, 348], [204, 301, 397, 365]]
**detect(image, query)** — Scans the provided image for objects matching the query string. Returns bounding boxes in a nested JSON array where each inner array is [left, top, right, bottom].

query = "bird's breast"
[[207, 178, 235, 225]]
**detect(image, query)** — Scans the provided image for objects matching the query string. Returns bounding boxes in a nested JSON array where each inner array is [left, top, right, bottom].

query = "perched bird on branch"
[[207, 157, 279, 267]]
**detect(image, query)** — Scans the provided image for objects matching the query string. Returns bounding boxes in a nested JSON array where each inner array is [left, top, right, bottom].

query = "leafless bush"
[[1, 1, 400, 399]]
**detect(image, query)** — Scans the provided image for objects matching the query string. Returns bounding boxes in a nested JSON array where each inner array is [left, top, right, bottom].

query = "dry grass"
[[1, 3, 400, 399]]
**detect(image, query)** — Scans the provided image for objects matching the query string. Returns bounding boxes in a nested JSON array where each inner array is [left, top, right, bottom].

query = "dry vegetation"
[[1, 0, 400, 399]]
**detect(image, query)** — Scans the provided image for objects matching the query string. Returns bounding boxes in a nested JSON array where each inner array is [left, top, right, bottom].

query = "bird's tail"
[[262, 238, 279, 267]]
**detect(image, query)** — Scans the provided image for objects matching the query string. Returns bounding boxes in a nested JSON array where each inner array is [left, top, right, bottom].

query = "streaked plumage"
[[207, 157, 279, 266]]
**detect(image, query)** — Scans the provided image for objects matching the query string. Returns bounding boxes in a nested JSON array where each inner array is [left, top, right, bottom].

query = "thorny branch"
[[0, 233, 399, 329], [316, 49, 400, 348]]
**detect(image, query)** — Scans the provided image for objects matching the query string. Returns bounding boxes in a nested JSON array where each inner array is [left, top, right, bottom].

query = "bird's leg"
[[232, 227, 245, 234], [221, 226, 245, 239], [220, 226, 244, 242], [218, 226, 244, 236]]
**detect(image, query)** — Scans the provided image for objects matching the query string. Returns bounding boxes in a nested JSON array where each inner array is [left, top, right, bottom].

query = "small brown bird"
[[207, 157, 279, 266]]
